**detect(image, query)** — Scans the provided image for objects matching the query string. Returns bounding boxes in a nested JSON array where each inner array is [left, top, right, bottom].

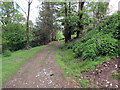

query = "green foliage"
[[60, 42, 75, 50], [87, 2, 108, 18], [2, 23, 26, 51], [96, 34, 118, 56], [61, 14, 119, 60], [1, 2, 28, 52], [0, 2, 25, 25], [56, 31, 64, 40], [97, 13, 120, 39], [82, 43, 98, 60], [79, 77, 89, 88], [73, 32, 118, 60], [66, 14, 79, 33], [71, 34, 76, 39], [112, 75, 120, 80], [3, 50, 11, 57], [34, 2, 58, 45], [56, 48, 110, 77]]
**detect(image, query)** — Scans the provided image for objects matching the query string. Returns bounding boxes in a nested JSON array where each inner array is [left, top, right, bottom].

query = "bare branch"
[[19, 6, 27, 16]]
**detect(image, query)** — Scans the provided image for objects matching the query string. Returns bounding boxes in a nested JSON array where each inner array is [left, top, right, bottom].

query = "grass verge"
[[79, 77, 89, 88], [112, 75, 120, 80], [56, 48, 110, 87], [2, 46, 45, 85]]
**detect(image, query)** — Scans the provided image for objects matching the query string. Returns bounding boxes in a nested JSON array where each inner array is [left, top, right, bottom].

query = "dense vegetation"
[[0, 2, 59, 56], [1, 2, 26, 56], [60, 13, 119, 61], [1, 1, 120, 88], [56, 13, 119, 88]]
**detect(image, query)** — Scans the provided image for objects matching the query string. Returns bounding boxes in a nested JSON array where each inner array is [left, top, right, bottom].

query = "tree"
[[0, 2, 18, 25], [1, 2, 26, 52], [55, 2, 77, 42], [33, 2, 57, 46], [2, 23, 26, 51], [26, 0, 33, 49], [76, 2, 84, 38], [64, 2, 69, 43]]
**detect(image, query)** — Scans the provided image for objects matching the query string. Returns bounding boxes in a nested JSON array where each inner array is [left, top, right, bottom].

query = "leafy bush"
[[2, 23, 26, 51], [97, 13, 120, 39], [60, 13, 119, 61], [63, 31, 118, 60], [56, 31, 64, 41], [60, 42, 75, 50], [73, 32, 118, 60], [3, 50, 11, 57], [96, 33, 118, 56], [72, 30, 98, 57], [82, 43, 98, 60]]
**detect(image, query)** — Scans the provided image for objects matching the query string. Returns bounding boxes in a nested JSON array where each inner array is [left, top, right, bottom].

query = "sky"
[[15, 0, 120, 24], [15, 0, 40, 23]]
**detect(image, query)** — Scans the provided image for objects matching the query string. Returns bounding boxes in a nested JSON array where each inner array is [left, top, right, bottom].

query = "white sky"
[[15, 0, 40, 23], [15, 0, 120, 24]]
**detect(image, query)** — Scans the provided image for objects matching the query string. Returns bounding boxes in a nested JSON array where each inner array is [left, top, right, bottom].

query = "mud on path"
[[4, 41, 79, 88]]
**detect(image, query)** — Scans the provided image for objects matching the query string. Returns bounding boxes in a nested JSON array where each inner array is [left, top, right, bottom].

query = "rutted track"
[[4, 41, 78, 88]]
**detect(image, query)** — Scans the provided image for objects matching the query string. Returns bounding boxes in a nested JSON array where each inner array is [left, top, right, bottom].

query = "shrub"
[[2, 23, 26, 51], [56, 32, 64, 41], [3, 50, 11, 57], [97, 13, 120, 39], [60, 42, 75, 50], [97, 34, 118, 56], [72, 32, 118, 60], [60, 13, 119, 61], [82, 43, 98, 60]]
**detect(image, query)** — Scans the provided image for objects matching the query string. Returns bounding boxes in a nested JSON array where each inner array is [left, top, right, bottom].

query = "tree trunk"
[[26, 2, 31, 49], [76, 31, 80, 38], [68, 2, 71, 41], [68, 30, 71, 40], [76, 2, 84, 38], [64, 2, 69, 43]]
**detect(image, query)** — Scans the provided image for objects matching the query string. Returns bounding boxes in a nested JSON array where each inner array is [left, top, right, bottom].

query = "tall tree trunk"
[[76, 31, 80, 38], [68, 2, 71, 41], [52, 33, 55, 41], [64, 2, 69, 43], [76, 2, 84, 38], [26, 2, 31, 49]]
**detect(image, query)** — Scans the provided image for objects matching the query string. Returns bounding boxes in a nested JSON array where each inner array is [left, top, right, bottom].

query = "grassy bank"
[[2, 46, 45, 85], [56, 48, 110, 87]]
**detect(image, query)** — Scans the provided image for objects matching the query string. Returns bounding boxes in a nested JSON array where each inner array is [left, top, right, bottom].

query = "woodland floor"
[[4, 41, 120, 88], [4, 41, 79, 88]]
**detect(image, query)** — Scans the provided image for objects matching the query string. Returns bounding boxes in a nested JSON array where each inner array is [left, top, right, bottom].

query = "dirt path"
[[4, 41, 78, 88]]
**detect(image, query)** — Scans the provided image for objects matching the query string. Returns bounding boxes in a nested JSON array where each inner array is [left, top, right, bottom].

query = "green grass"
[[112, 75, 120, 80], [71, 34, 76, 39], [2, 46, 45, 85], [56, 49, 110, 75], [56, 48, 110, 87], [79, 77, 89, 88]]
